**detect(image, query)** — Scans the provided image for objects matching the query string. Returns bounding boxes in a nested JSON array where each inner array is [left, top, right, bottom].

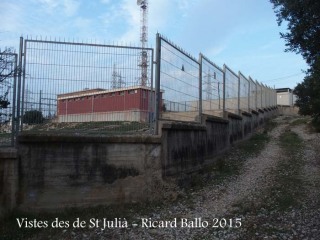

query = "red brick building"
[[57, 86, 158, 122]]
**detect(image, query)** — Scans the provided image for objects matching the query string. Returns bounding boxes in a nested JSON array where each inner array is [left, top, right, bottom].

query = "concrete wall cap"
[[251, 109, 259, 115], [204, 115, 228, 124], [227, 112, 243, 120], [17, 134, 161, 144], [241, 111, 252, 117], [161, 123, 206, 131]]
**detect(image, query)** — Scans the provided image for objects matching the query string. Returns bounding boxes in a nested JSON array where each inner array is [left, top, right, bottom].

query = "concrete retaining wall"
[[242, 112, 253, 138], [0, 148, 18, 218], [161, 116, 229, 177], [228, 112, 243, 144], [251, 110, 259, 130], [16, 135, 161, 211], [160, 109, 276, 177], [0, 108, 277, 215]]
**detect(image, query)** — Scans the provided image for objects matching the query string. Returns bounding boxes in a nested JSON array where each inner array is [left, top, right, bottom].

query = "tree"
[[294, 75, 320, 115], [22, 110, 44, 124], [270, 0, 320, 130], [270, 0, 320, 67], [0, 48, 19, 107]]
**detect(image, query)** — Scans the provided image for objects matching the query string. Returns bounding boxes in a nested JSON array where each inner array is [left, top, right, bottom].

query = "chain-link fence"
[[223, 65, 239, 114], [154, 34, 276, 134], [239, 72, 250, 113], [3, 34, 278, 142], [200, 54, 224, 117], [249, 77, 257, 111], [155, 35, 200, 123], [19, 38, 154, 136]]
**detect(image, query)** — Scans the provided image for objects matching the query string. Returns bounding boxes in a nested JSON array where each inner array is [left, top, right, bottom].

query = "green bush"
[[22, 110, 44, 124]]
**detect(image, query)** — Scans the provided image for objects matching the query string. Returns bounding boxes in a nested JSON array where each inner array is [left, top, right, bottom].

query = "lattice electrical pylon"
[[137, 0, 148, 86], [204, 69, 214, 100]]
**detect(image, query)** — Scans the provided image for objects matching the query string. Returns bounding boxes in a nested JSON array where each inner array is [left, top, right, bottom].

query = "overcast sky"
[[0, 0, 307, 89]]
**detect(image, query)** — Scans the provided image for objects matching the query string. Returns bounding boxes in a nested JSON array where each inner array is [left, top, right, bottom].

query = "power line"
[[264, 72, 304, 83]]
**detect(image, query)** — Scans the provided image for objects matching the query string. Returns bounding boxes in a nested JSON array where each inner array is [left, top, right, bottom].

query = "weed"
[[279, 130, 303, 152], [24, 121, 151, 136], [186, 129, 271, 191], [263, 119, 277, 133], [237, 133, 270, 157], [290, 117, 309, 126]]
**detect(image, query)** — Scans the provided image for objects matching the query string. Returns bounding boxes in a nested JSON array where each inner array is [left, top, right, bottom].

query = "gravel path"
[[30, 116, 320, 240]]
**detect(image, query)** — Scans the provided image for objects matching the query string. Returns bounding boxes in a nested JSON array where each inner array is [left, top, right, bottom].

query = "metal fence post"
[[16, 37, 23, 134], [20, 38, 27, 131], [154, 33, 161, 135], [223, 64, 226, 117], [150, 48, 154, 134], [199, 54, 203, 123], [237, 72, 240, 115], [10, 53, 18, 146], [262, 85, 264, 109], [248, 79, 250, 111]]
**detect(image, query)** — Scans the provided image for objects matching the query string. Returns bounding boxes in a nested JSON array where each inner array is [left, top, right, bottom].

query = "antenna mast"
[[137, 0, 148, 86]]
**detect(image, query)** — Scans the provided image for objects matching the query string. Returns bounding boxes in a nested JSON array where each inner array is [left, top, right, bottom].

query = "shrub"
[[22, 110, 44, 124]]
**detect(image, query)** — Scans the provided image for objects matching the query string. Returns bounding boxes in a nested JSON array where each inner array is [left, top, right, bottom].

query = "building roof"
[[57, 86, 158, 100], [276, 88, 292, 93], [58, 88, 106, 99]]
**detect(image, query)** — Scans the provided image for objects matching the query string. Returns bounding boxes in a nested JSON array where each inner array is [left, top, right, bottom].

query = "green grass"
[[233, 130, 305, 216], [279, 130, 303, 152], [228, 128, 306, 238], [263, 119, 277, 133], [274, 131, 304, 210], [186, 124, 273, 191], [24, 121, 151, 135], [0, 132, 11, 145], [290, 117, 309, 126], [237, 132, 270, 157]]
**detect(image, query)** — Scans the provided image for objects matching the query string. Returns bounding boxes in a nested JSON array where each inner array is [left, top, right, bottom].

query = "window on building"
[[128, 89, 135, 94]]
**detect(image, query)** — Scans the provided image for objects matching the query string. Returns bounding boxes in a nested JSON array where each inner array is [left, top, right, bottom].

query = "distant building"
[[57, 86, 159, 123], [276, 88, 296, 106]]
